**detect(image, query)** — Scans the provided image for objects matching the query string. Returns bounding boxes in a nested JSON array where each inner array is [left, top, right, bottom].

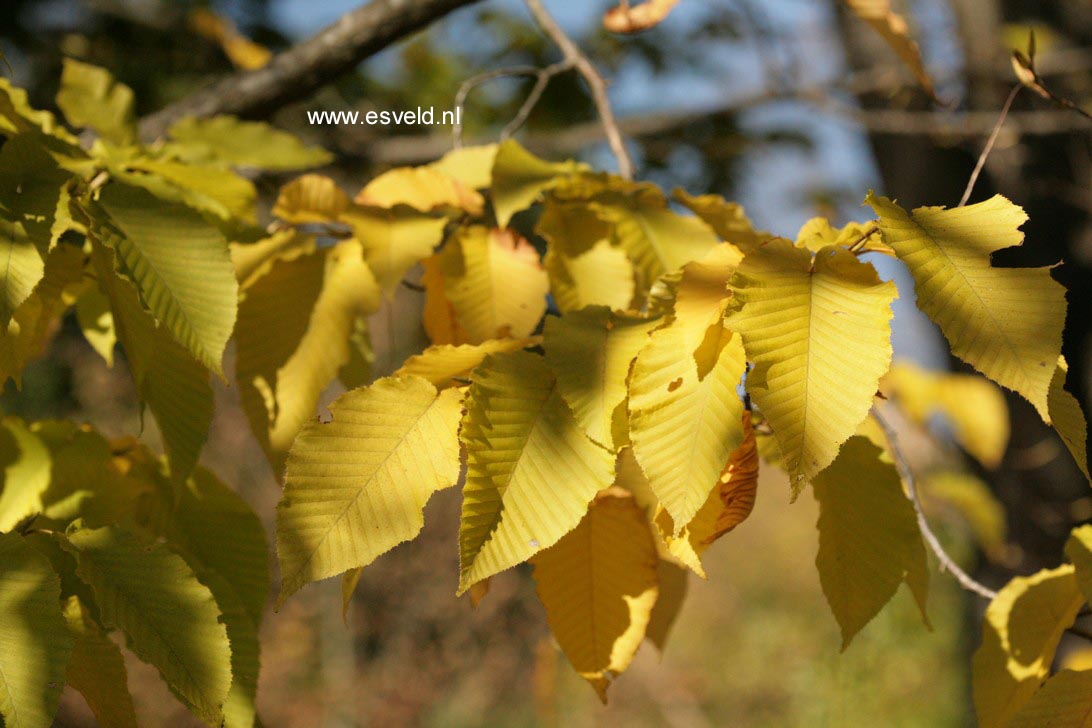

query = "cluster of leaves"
[[1, 55, 1090, 725], [0, 59, 322, 726], [269, 134, 1089, 713]]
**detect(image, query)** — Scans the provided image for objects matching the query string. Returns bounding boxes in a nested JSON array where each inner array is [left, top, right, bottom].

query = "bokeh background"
[[2, 0, 1091, 725]]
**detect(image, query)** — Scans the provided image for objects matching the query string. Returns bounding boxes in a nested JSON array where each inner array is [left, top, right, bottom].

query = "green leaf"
[[0, 78, 79, 141], [96, 182, 237, 375], [111, 156, 257, 225], [66, 525, 232, 727], [543, 306, 659, 451], [0, 219, 43, 326], [458, 350, 615, 594], [813, 437, 929, 649], [55, 59, 136, 145], [62, 596, 139, 728], [0, 531, 72, 728], [166, 115, 332, 170], [90, 241, 212, 483], [727, 240, 897, 491], [0, 418, 51, 532], [277, 376, 464, 606], [74, 284, 116, 367], [867, 193, 1065, 419], [236, 239, 380, 473], [0, 132, 73, 249], [973, 565, 1085, 728], [490, 139, 586, 228]]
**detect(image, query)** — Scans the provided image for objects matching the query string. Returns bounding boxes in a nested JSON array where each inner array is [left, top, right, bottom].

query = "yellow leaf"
[[672, 242, 743, 349], [458, 350, 615, 593], [813, 437, 929, 648], [867, 193, 1064, 419], [1009, 670, 1092, 728], [843, 0, 936, 98], [674, 188, 768, 251], [357, 166, 483, 216], [1066, 525, 1092, 604], [972, 565, 1085, 728], [645, 559, 688, 652], [276, 377, 463, 605], [884, 361, 1009, 469], [728, 239, 897, 492], [592, 183, 720, 292], [796, 217, 893, 256], [428, 144, 497, 190], [396, 338, 538, 389], [438, 226, 548, 343], [230, 229, 315, 290], [543, 307, 660, 450], [236, 240, 382, 472], [655, 413, 758, 578], [341, 203, 447, 296], [545, 240, 635, 313], [273, 174, 351, 223], [1048, 357, 1089, 482], [113, 155, 257, 224], [531, 492, 659, 701], [62, 596, 138, 728], [189, 9, 271, 70], [56, 59, 136, 145], [0, 220, 45, 327], [341, 567, 362, 621], [629, 322, 748, 527], [166, 116, 332, 171], [490, 139, 586, 228], [420, 254, 469, 345], [74, 285, 116, 367]]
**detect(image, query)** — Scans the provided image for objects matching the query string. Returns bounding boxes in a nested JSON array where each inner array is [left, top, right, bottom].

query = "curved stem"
[[872, 408, 999, 600], [959, 84, 1021, 207], [524, 0, 634, 179]]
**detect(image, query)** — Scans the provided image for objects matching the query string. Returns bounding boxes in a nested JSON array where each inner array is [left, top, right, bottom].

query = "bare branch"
[[138, 0, 483, 142], [959, 84, 1022, 207], [524, 0, 634, 179], [450, 60, 573, 147], [871, 408, 999, 601]]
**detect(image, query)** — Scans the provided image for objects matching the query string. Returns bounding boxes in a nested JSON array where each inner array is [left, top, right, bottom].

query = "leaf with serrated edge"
[[629, 323, 747, 528], [655, 413, 758, 577], [396, 338, 538, 389], [867, 193, 1064, 419], [544, 307, 659, 450], [1048, 357, 1089, 481], [438, 226, 548, 343], [728, 239, 896, 492], [166, 115, 332, 171], [458, 350, 615, 593], [0, 532, 72, 728], [62, 596, 138, 728], [531, 492, 659, 701], [972, 565, 1084, 728], [813, 437, 929, 649], [277, 377, 463, 605], [67, 526, 232, 726], [1008, 670, 1092, 728]]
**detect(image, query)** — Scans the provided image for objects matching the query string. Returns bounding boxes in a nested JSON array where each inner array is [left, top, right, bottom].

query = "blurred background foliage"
[[2, 0, 1090, 725]]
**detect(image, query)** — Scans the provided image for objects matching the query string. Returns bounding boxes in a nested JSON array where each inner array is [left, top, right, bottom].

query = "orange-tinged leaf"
[[603, 0, 681, 34], [843, 0, 935, 97]]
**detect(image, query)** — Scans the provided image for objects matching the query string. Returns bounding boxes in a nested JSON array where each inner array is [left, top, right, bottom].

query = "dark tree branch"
[[137, 0, 483, 142]]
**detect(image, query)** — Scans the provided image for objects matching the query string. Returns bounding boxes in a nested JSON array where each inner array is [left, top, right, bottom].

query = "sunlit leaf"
[[867, 193, 1064, 419], [396, 338, 538, 389], [843, 0, 935, 98], [357, 166, 483, 215], [167, 115, 331, 170], [490, 139, 586, 228], [55, 58, 136, 145], [728, 239, 896, 492], [272, 174, 350, 224], [341, 203, 446, 296], [0, 418, 51, 532], [1048, 357, 1089, 481], [428, 144, 497, 190], [458, 350, 615, 593], [277, 377, 464, 605]]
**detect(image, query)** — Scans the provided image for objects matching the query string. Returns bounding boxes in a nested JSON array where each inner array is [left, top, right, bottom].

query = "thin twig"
[[872, 408, 999, 601], [847, 224, 879, 253], [524, 0, 634, 179], [959, 84, 1022, 207], [500, 59, 574, 139], [452, 66, 543, 147]]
